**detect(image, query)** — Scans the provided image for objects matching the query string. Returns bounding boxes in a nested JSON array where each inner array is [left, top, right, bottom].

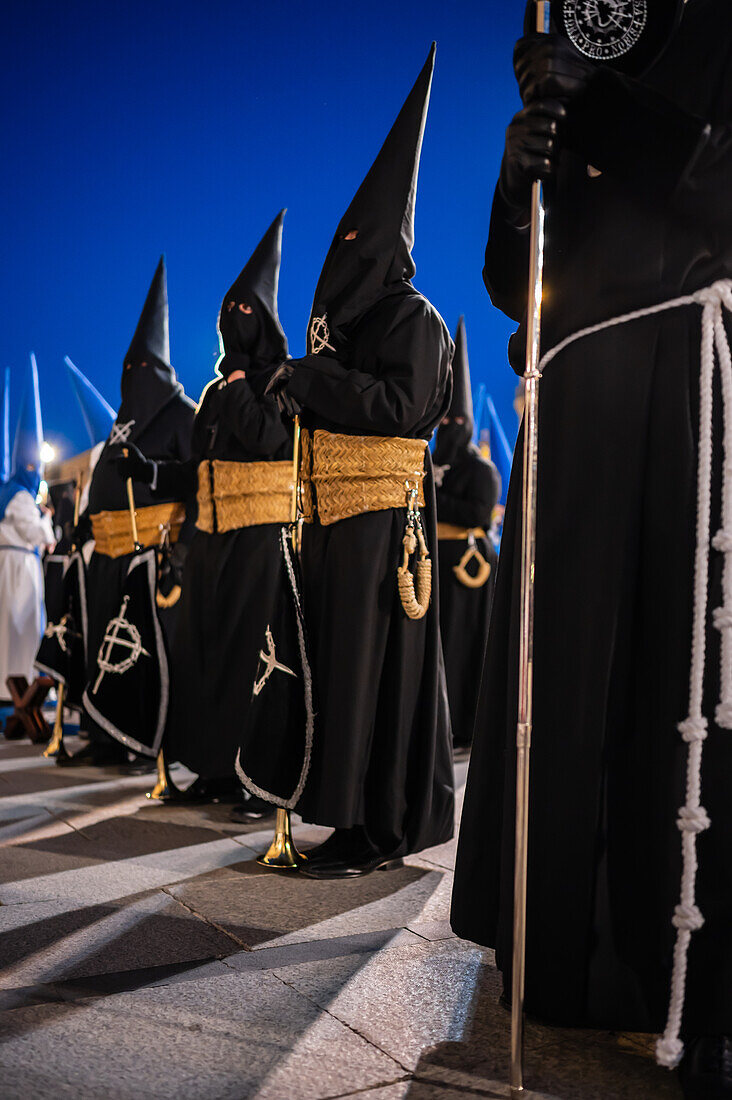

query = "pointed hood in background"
[[65, 357, 117, 447], [433, 316, 474, 466], [217, 209, 288, 378], [1, 368, 10, 485], [308, 44, 435, 346], [116, 256, 183, 440], [0, 353, 44, 519]]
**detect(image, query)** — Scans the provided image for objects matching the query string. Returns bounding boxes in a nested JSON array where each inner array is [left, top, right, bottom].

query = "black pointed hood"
[[116, 256, 183, 439], [217, 210, 288, 379], [307, 44, 435, 351], [433, 317, 475, 467]]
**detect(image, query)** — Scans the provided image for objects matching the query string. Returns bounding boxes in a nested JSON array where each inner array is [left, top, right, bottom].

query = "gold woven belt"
[[196, 459, 294, 534], [91, 501, 186, 559], [437, 523, 487, 540], [299, 429, 427, 526]]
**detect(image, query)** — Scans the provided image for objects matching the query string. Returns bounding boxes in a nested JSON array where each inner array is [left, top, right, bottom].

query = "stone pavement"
[[0, 735, 682, 1099]]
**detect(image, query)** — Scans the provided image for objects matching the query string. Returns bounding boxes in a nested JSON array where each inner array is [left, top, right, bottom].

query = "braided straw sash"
[[196, 460, 294, 534], [91, 501, 186, 559], [300, 429, 427, 526]]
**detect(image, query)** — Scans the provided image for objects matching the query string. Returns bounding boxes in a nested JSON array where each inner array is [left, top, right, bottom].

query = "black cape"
[[452, 0, 732, 1035], [290, 288, 455, 855], [436, 450, 499, 746]]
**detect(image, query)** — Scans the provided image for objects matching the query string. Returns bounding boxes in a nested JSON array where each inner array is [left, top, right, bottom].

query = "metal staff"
[[120, 453, 179, 800], [257, 414, 305, 870], [511, 2, 550, 1095], [44, 476, 84, 761]]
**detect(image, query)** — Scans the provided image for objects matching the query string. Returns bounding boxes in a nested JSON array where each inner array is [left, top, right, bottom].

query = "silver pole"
[[510, 2, 550, 1096]]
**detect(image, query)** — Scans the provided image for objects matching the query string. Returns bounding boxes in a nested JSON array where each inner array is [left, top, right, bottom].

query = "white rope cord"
[[539, 279, 732, 1070]]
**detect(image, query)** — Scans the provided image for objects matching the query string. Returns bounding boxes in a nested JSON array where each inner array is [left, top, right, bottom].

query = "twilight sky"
[[1, 0, 524, 459]]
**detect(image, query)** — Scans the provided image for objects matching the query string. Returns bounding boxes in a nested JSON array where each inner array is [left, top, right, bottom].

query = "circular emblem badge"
[[563, 0, 648, 61]]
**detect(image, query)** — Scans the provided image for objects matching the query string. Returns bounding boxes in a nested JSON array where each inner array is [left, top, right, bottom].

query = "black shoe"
[[124, 755, 159, 776], [177, 776, 241, 804], [299, 844, 404, 879], [56, 741, 128, 768], [300, 828, 353, 865], [229, 795, 276, 823], [679, 1037, 732, 1099]]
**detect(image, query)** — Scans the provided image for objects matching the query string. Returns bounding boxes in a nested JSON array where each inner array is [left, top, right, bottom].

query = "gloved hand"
[[514, 33, 594, 106], [112, 441, 157, 485], [265, 361, 301, 418], [498, 100, 566, 218]]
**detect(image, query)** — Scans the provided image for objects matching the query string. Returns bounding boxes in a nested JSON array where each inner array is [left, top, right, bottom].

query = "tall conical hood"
[[116, 256, 183, 440], [433, 317, 474, 466], [217, 210, 288, 378], [64, 357, 117, 446], [11, 353, 43, 492], [1, 368, 10, 484], [308, 44, 435, 347], [124, 255, 170, 372]]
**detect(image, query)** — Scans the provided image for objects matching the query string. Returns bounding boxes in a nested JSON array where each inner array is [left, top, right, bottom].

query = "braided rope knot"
[[656, 1037, 685, 1069], [677, 716, 707, 742], [713, 530, 732, 554], [715, 701, 732, 728], [693, 279, 732, 308], [713, 604, 732, 630], [677, 805, 711, 834], [673, 903, 705, 931]]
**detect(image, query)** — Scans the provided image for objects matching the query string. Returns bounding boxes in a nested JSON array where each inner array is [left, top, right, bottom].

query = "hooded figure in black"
[[61, 257, 196, 767], [434, 317, 499, 748], [271, 46, 455, 877], [118, 212, 291, 806], [452, 2, 732, 1092]]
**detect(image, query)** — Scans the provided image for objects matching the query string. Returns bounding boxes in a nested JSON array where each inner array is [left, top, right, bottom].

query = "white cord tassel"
[[540, 280, 732, 1071]]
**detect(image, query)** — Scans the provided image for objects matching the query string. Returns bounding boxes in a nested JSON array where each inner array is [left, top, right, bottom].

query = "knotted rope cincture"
[[398, 481, 432, 620], [540, 278, 732, 1071]]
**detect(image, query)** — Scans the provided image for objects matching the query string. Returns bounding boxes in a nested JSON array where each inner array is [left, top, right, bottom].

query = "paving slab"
[[0, 891, 239, 989], [225, 928, 425, 973], [18, 815, 229, 860], [0, 970, 402, 1100], [272, 938, 546, 1073], [168, 860, 446, 950], [0, 835, 260, 905]]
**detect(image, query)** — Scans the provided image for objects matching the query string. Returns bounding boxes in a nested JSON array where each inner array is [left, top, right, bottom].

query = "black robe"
[[452, 0, 732, 1035], [163, 375, 291, 778], [436, 449, 499, 746], [289, 289, 455, 856], [84, 394, 196, 746]]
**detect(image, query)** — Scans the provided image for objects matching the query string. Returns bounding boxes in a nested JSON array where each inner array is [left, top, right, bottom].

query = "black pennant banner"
[[235, 528, 314, 809], [36, 551, 88, 709], [83, 549, 168, 757]]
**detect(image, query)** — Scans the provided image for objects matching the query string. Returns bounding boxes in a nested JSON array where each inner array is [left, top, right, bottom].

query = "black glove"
[[498, 100, 566, 219], [514, 33, 594, 106], [111, 441, 157, 485], [265, 361, 301, 418]]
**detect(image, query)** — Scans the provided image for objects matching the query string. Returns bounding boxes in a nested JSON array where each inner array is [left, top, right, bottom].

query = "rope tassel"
[[398, 482, 432, 620]]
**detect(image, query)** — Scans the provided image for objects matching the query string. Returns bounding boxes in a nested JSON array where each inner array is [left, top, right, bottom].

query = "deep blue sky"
[[1, 0, 524, 460]]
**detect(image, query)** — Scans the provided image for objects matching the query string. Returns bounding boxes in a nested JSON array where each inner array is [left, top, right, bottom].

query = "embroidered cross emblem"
[[252, 626, 296, 697], [92, 595, 150, 694], [309, 315, 335, 356], [109, 419, 136, 445]]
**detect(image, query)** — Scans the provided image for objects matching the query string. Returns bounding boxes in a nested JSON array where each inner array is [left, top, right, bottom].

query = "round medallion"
[[563, 0, 648, 60]]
